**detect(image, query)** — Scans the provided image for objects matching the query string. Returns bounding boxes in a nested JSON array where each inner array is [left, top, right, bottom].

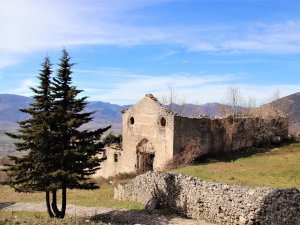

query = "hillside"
[[0, 94, 126, 156], [270, 92, 300, 132]]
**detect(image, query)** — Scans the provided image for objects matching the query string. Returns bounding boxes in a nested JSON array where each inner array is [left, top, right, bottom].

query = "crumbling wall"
[[173, 115, 289, 157], [92, 147, 129, 178], [115, 172, 300, 225], [173, 117, 213, 155]]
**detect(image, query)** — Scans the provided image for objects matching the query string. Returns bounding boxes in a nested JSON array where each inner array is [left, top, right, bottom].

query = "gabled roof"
[[121, 94, 175, 115]]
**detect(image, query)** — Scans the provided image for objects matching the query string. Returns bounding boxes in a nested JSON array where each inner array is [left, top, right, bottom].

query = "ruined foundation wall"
[[93, 147, 130, 178], [173, 116, 289, 156], [115, 172, 300, 225]]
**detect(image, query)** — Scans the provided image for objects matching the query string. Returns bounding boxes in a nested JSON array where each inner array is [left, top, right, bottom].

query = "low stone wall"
[[114, 172, 300, 225]]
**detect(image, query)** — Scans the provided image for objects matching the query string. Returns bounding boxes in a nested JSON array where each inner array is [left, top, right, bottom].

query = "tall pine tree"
[[6, 50, 110, 218], [48, 49, 110, 218], [6, 57, 56, 216]]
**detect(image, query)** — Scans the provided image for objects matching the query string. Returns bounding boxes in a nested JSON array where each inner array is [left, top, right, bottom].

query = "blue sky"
[[0, 0, 299, 105]]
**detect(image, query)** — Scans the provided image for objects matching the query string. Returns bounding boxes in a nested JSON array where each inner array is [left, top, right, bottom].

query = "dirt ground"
[[0, 202, 214, 225]]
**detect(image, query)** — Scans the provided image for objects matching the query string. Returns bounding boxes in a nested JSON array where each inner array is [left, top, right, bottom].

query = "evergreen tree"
[[49, 49, 110, 218], [6, 50, 110, 219], [5, 57, 56, 216]]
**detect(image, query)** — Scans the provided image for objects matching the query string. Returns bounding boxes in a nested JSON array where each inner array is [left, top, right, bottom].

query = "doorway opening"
[[136, 138, 155, 174]]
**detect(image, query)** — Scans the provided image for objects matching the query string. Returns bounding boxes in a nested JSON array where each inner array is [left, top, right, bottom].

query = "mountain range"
[[0, 93, 299, 156]]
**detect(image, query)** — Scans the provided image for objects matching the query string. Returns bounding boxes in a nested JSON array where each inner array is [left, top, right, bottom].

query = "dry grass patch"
[[0, 183, 143, 210], [0, 211, 112, 225]]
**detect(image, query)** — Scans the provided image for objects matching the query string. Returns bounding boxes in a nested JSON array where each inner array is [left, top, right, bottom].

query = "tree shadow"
[[252, 188, 300, 224], [90, 209, 177, 225], [92, 173, 190, 225], [0, 202, 15, 210], [150, 173, 190, 220], [194, 142, 295, 164]]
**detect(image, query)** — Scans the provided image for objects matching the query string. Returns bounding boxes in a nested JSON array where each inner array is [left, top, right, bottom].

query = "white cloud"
[[91, 82, 300, 106], [84, 71, 236, 104], [150, 50, 178, 61], [76, 69, 300, 105], [13, 79, 37, 95], [0, 0, 300, 70]]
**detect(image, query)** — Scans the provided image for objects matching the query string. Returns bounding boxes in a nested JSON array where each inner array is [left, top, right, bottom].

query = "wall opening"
[[136, 138, 155, 174], [136, 152, 155, 174], [130, 117, 135, 125], [114, 153, 118, 162], [160, 117, 166, 127]]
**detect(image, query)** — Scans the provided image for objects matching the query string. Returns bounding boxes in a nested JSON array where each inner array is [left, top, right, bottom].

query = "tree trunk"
[[51, 189, 61, 218], [46, 191, 54, 218], [50, 186, 67, 218], [60, 182, 67, 218]]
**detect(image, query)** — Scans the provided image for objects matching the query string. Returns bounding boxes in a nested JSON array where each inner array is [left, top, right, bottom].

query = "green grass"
[[170, 143, 300, 189], [0, 211, 112, 225], [0, 183, 143, 210], [1, 143, 299, 224]]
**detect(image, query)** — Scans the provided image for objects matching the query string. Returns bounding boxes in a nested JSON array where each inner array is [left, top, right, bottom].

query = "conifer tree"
[[6, 50, 110, 218], [48, 49, 110, 218], [5, 57, 56, 216]]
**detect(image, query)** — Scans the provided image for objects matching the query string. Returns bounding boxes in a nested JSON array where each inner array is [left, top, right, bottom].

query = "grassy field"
[[170, 143, 300, 189], [0, 183, 143, 210], [0, 143, 299, 224]]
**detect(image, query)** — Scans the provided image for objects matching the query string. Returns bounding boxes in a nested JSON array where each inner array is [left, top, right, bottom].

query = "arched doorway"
[[136, 138, 155, 174]]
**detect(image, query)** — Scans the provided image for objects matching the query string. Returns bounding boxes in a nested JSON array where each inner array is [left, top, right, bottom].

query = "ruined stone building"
[[94, 94, 288, 178]]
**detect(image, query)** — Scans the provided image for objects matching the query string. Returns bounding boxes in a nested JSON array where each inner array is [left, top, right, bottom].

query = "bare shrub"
[[0, 171, 11, 184], [166, 140, 203, 169], [0, 155, 14, 166], [95, 172, 138, 186], [0, 155, 14, 184]]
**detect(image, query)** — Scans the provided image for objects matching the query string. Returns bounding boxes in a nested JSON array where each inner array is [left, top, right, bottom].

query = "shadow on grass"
[[90, 209, 179, 225], [195, 142, 297, 164], [0, 202, 15, 210]]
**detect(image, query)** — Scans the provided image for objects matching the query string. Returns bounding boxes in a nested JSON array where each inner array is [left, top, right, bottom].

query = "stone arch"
[[136, 138, 155, 174]]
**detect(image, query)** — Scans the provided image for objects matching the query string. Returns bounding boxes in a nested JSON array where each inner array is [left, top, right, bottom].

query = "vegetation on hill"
[[271, 92, 300, 132]]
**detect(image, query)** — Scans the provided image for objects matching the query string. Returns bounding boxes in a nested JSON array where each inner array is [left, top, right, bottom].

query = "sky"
[[0, 0, 299, 105]]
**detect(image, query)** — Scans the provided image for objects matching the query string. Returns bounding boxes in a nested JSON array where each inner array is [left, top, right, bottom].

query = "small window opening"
[[130, 117, 134, 125], [102, 150, 107, 160], [114, 153, 118, 162], [160, 117, 166, 127]]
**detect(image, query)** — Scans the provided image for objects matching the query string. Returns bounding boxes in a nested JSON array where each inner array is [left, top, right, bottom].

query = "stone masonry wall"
[[173, 115, 288, 157], [114, 172, 300, 225], [122, 94, 175, 171]]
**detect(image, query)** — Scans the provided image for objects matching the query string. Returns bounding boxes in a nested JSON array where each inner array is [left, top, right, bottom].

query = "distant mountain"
[[0, 94, 126, 132], [270, 92, 300, 132], [0, 94, 128, 156], [1, 93, 299, 156], [0, 94, 34, 122], [0, 94, 224, 128], [167, 102, 224, 117]]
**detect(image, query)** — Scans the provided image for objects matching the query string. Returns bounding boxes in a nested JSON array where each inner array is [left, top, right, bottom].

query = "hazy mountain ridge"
[[270, 92, 300, 132], [0, 94, 225, 128], [0, 93, 299, 156]]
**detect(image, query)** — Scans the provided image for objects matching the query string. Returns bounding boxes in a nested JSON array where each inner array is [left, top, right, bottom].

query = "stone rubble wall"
[[114, 172, 300, 225]]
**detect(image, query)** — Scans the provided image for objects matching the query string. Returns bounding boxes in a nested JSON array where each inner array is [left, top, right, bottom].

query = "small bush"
[[0, 171, 10, 184], [165, 140, 203, 169], [0, 155, 14, 166], [102, 133, 122, 148]]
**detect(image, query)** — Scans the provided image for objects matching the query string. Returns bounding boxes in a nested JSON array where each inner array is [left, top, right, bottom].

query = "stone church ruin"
[[94, 94, 288, 178]]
